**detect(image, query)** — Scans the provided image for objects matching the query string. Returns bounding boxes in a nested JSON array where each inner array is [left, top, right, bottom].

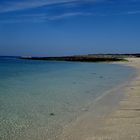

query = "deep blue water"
[[0, 56, 135, 140]]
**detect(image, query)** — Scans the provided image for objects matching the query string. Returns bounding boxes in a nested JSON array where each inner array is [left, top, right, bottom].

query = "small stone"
[[50, 113, 55, 116]]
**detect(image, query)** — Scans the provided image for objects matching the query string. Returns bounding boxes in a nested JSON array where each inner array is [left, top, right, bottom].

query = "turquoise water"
[[0, 57, 134, 140]]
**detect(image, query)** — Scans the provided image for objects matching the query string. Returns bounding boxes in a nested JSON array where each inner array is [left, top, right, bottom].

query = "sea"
[[0, 56, 135, 140]]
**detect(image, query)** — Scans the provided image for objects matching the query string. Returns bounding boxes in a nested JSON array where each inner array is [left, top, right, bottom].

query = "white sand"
[[60, 58, 140, 140]]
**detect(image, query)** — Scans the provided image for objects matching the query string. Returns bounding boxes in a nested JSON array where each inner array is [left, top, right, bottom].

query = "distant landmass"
[[20, 53, 140, 62]]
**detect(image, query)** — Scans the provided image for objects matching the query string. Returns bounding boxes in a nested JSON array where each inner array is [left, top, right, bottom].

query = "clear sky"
[[0, 0, 140, 56]]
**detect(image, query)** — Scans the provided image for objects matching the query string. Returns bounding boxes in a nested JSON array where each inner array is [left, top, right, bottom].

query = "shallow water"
[[0, 56, 135, 140]]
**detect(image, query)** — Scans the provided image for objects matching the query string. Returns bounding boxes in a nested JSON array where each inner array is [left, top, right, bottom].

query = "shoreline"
[[60, 58, 140, 140]]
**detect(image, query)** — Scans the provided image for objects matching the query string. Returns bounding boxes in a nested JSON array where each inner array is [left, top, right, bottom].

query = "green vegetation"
[[20, 54, 130, 62]]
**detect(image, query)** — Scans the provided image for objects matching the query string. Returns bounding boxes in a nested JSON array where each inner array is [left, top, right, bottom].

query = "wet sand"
[[61, 58, 140, 140]]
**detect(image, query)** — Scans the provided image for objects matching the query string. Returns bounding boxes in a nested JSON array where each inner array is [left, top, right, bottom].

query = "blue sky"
[[0, 0, 140, 56]]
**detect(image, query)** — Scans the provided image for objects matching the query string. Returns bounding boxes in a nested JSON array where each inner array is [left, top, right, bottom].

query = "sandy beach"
[[61, 58, 140, 140]]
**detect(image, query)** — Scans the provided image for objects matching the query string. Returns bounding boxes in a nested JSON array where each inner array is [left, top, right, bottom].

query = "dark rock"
[[50, 113, 55, 116]]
